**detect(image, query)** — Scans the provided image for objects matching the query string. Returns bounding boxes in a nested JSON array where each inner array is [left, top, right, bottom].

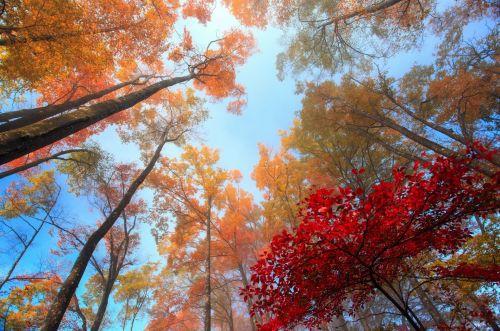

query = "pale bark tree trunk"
[[204, 208, 212, 331], [409, 278, 448, 328], [41, 132, 171, 330], [238, 263, 260, 331]]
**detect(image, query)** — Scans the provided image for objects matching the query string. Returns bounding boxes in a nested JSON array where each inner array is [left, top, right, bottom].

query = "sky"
[[0, 1, 493, 329]]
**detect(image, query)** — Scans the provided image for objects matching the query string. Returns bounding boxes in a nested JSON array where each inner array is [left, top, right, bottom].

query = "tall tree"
[[41, 93, 206, 330], [0, 29, 254, 166], [0, 170, 60, 291], [114, 263, 157, 331], [149, 145, 240, 330]]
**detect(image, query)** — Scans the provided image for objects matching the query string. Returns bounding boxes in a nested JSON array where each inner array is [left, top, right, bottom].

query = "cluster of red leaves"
[[242, 150, 499, 330]]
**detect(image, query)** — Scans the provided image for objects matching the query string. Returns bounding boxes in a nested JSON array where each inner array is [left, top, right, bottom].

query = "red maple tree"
[[243, 149, 499, 330]]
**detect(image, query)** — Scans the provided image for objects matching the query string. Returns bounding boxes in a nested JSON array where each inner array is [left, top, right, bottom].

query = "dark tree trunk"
[[0, 148, 92, 179], [350, 108, 496, 177], [91, 277, 115, 331], [0, 25, 134, 46], [410, 278, 448, 328], [0, 77, 145, 133], [0, 74, 193, 166], [41, 132, 171, 331]]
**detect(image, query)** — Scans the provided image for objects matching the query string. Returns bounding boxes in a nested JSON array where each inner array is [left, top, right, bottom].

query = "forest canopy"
[[0, 0, 498, 330]]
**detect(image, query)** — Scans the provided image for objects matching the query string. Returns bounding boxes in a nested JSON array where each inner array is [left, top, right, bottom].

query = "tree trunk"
[[0, 149, 92, 179], [371, 277, 425, 331], [321, 0, 404, 27], [0, 222, 43, 290], [91, 276, 116, 331], [0, 24, 135, 46], [0, 77, 146, 133], [41, 132, 171, 331], [0, 74, 193, 166], [238, 263, 259, 331], [350, 108, 496, 177], [204, 210, 212, 331], [410, 278, 448, 328]]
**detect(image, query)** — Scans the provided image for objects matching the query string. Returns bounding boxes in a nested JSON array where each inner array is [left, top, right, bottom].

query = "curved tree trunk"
[[41, 132, 171, 331]]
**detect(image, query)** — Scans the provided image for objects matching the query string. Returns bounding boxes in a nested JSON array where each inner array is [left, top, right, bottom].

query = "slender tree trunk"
[[41, 132, 171, 331], [204, 210, 212, 331], [409, 278, 448, 328], [0, 24, 135, 46], [228, 306, 234, 331], [72, 295, 88, 331], [0, 77, 146, 133], [122, 298, 129, 331], [238, 263, 259, 331], [350, 108, 496, 177], [0, 148, 92, 179], [0, 222, 43, 290], [321, 0, 404, 27], [371, 277, 425, 331], [0, 74, 193, 166], [91, 276, 116, 331]]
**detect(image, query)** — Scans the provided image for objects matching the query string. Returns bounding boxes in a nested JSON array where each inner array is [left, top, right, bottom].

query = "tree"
[[54, 158, 145, 331], [0, 275, 84, 330], [148, 145, 240, 331], [293, 68, 498, 178], [252, 144, 319, 233], [114, 263, 157, 331], [214, 184, 263, 331], [0, 27, 254, 167], [41, 94, 206, 330], [0, 170, 60, 291], [243, 150, 499, 330], [224, 0, 496, 76], [0, 0, 178, 92]]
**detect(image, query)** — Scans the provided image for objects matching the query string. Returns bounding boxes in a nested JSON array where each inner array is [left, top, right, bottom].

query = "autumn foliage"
[[244, 149, 499, 330]]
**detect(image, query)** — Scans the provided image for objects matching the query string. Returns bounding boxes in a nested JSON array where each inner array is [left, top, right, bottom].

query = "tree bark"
[[204, 209, 212, 331], [41, 132, 171, 331], [0, 77, 146, 133], [0, 24, 135, 46], [320, 0, 404, 28], [409, 278, 448, 328], [350, 107, 496, 177], [238, 263, 259, 331], [0, 148, 93, 179], [0, 74, 194, 166], [91, 277, 115, 331]]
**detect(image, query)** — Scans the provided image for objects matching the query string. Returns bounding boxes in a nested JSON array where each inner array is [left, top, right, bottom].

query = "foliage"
[[244, 151, 499, 330]]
